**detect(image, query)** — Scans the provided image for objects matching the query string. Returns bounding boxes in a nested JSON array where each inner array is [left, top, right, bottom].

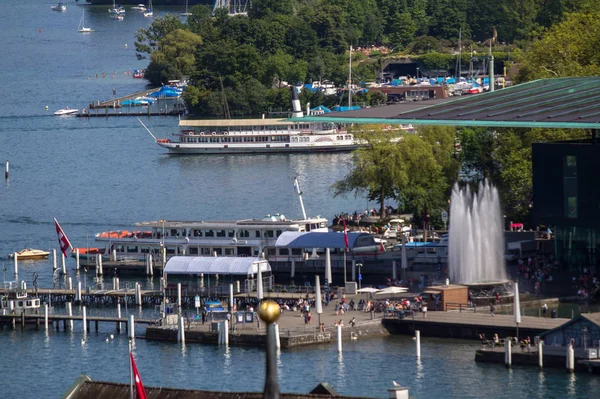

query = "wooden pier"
[[88, 88, 158, 109], [78, 87, 186, 117], [0, 313, 156, 332]]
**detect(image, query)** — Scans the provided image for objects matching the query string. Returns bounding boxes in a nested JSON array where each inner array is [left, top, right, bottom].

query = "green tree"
[[516, 12, 600, 82], [146, 29, 202, 85], [134, 15, 184, 56], [332, 126, 405, 217]]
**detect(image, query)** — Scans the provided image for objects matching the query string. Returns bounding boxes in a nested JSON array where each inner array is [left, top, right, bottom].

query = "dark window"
[[563, 155, 578, 219], [279, 248, 289, 256]]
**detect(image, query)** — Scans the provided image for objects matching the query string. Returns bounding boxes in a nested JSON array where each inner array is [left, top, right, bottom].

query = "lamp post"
[[258, 300, 281, 399]]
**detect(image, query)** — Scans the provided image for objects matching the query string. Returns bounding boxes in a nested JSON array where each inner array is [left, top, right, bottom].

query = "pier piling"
[[505, 339, 512, 367], [76, 281, 82, 303], [177, 314, 185, 343], [61, 254, 66, 275], [98, 254, 103, 276], [274, 323, 280, 349], [538, 340, 543, 370], [117, 303, 122, 332], [415, 330, 421, 359], [566, 342, 574, 372], [135, 283, 141, 307], [52, 249, 57, 271], [67, 302, 73, 330], [44, 304, 48, 331], [13, 253, 18, 278], [82, 306, 87, 335], [337, 324, 342, 352], [68, 277, 72, 291], [75, 248, 80, 271], [236, 280, 240, 294], [5, 160, 8, 180], [128, 315, 135, 340]]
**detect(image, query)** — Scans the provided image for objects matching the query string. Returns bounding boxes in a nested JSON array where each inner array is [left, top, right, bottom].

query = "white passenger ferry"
[[146, 87, 358, 154], [89, 214, 329, 264]]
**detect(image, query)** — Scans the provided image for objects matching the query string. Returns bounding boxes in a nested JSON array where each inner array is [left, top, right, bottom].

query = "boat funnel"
[[290, 86, 303, 118]]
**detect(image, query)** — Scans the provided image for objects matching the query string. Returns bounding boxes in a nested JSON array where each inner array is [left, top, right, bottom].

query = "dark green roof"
[[294, 77, 600, 129]]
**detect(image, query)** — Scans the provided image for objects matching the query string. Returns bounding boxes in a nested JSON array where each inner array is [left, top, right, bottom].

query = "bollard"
[[290, 258, 295, 279], [370, 310, 374, 320], [135, 283, 142, 307], [44, 304, 49, 331], [273, 323, 281, 349], [337, 324, 343, 352], [566, 342, 574, 372], [75, 248, 80, 271], [76, 281, 82, 303], [223, 319, 229, 345], [505, 339, 512, 367], [117, 303, 122, 332], [178, 314, 185, 343], [128, 315, 135, 340], [67, 302, 73, 330], [538, 340, 543, 370], [52, 249, 57, 271], [61, 253, 67, 275], [68, 277, 73, 291], [415, 330, 421, 359], [82, 306, 87, 335], [13, 253, 18, 277]]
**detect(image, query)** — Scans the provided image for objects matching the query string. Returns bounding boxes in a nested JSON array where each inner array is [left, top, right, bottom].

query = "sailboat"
[[143, 0, 153, 17], [180, 0, 191, 16], [78, 10, 94, 33]]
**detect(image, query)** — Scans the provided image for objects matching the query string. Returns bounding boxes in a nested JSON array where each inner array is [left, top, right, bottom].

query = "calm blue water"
[[1, 2, 598, 398]]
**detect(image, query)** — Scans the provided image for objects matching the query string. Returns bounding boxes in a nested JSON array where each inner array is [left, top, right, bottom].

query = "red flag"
[[54, 218, 72, 258], [130, 352, 148, 399], [343, 219, 349, 251]]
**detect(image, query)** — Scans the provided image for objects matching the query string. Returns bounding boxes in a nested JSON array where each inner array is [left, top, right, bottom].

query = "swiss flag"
[[130, 352, 148, 399], [54, 218, 72, 258], [343, 219, 349, 251]]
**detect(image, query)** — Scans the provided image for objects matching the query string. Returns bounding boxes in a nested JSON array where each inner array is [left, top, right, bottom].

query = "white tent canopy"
[[376, 286, 409, 295], [356, 287, 380, 293], [164, 256, 271, 276]]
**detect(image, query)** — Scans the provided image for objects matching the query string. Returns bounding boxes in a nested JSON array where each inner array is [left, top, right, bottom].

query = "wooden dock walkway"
[[382, 310, 568, 339]]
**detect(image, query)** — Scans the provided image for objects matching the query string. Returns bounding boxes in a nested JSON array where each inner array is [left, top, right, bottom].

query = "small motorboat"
[[54, 108, 78, 116], [8, 248, 50, 260], [131, 4, 147, 11], [51, 3, 67, 12]]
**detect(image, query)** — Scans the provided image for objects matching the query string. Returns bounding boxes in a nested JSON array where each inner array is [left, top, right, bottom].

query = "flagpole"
[[129, 339, 134, 399], [294, 177, 307, 220], [343, 250, 347, 285]]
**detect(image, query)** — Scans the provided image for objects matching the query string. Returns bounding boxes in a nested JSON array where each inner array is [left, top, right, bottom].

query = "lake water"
[[1, 2, 598, 398]]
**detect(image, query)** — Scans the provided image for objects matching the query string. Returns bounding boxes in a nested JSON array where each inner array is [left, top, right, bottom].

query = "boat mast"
[[294, 177, 307, 220], [348, 45, 352, 108], [457, 28, 462, 81]]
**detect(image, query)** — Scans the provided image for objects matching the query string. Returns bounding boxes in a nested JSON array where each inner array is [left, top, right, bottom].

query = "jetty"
[[76, 87, 186, 117]]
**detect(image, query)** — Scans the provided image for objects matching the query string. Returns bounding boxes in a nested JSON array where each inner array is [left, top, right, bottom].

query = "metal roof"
[[179, 118, 291, 127], [293, 77, 600, 129], [164, 256, 270, 275], [275, 231, 374, 249]]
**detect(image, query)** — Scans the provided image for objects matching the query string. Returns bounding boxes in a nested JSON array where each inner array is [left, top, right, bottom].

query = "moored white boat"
[[77, 10, 94, 33], [148, 87, 358, 155], [89, 214, 329, 264], [0, 281, 41, 315], [54, 108, 78, 116], [131, 4, 147, 11], [51, 3, 66, 12], [8, 248, 50, 260]]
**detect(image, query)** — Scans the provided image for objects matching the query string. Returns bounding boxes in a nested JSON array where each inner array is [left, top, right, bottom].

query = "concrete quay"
[[146, 307, 389, 348]]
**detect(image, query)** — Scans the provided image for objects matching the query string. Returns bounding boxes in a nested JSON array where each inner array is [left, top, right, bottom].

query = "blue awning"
[[164, 256, 270, 275], [275, 231, 375, 249]]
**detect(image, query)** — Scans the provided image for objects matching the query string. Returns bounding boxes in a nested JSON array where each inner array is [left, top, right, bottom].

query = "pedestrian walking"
[[542, 303, 548, 317], [490, 303, 495, 317]]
